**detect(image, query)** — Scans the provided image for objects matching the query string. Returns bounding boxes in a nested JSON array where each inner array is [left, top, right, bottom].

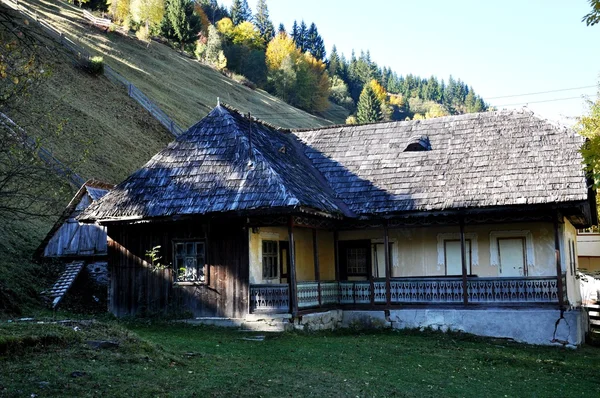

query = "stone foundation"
[[293, 310, 343, 331]]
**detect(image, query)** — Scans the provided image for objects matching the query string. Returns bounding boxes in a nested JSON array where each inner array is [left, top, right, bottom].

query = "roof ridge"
[[292, 108, 537, 134]]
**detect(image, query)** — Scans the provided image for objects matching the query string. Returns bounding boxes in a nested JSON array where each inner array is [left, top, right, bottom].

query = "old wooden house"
[[80, 105, 596, 345], [38, 180, 113, 307]]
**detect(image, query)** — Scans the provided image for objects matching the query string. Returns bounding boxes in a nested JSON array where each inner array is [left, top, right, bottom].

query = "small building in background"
[[37, 180, 114, 308], [577, 230, 600, 275]]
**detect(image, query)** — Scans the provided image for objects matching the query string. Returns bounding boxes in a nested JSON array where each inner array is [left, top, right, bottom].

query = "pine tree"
[[328, 45, 340, 77], [254, 0, 274, 44], [278, 23, 286, 35], [162, 0, 201, 50], [290, 20, 299, 43], [230, 0, 251, 25], [356, 84, 383, 124], [297, 20, 308, 52], [306, 22, 326, 61]]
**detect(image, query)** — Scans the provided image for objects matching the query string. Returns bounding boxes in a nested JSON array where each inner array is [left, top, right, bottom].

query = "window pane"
[[186, 243, 195, 256], [347, 248, 367, 275], [262, 240, 278, 279]]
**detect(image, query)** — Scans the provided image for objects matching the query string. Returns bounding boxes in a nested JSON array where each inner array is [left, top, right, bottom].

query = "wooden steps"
[[41, 261, 85, 309]]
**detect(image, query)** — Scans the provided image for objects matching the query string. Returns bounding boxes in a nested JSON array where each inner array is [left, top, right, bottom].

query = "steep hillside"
[[0, 4, 173, 315], [16, 0, 348, 129]]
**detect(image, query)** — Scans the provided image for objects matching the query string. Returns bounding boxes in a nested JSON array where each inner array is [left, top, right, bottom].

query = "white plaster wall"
[[388, 308, 585, 346], [577, 233, 600, 257]]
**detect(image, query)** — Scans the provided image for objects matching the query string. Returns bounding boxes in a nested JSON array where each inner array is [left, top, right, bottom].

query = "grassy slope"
[[0, 5, 173, 315], [1, 322, 599, 397], [20, 0, 348, 130]]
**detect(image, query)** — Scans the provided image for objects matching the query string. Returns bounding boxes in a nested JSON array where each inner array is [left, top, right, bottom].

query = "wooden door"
[[279, 241, 290, 283]]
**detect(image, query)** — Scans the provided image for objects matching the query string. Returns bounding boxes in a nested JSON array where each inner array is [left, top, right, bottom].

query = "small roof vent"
[[404, 135, 431, 152]]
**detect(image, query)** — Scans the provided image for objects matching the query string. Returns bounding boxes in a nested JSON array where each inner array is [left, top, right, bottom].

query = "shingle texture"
[[81, 105, 342, 221], [295, 109, 588, 216], [81, 107, 589, 222]]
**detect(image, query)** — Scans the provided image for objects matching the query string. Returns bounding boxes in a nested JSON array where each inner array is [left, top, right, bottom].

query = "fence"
[[0, 112, 86, 188], [2, 0, 185, 137], [82, 10, 110, 29]]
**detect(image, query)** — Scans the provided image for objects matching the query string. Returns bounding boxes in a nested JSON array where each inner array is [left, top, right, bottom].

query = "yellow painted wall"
[[248, 226, 335, 283], [563, 218, 581, 305], [338, 222, 557, 278]]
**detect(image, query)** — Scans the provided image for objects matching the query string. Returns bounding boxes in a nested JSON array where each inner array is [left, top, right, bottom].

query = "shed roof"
[[80, 106, 591, 224], [36, 180, 113, 259]]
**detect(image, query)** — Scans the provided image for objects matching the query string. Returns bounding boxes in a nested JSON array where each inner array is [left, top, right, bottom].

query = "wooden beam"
[[460, 217, 468, 305], [334, 230, 340, 281], [333, 229, 341, 304], [288, 216, 299, 317], [384, 221, 391, 306], [313, 228, 321, 307], [554, 212, 565, 308]]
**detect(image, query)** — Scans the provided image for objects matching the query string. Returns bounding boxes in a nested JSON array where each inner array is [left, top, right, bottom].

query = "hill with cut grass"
[[0, 0, 349, 315], [0, 3, 174, 315], [14, 0, 348, 130]]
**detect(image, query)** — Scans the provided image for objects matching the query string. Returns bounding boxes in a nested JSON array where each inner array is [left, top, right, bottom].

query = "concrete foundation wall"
[[386, 308, 585, 346]]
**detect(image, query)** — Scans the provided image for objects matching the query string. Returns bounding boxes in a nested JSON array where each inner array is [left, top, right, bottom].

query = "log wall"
[[107, 218, 249, 318]]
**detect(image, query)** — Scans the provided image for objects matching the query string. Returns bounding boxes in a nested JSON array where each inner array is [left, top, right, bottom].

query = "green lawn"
[[17, 0, 348, 130], [1, 320, 599, 397]]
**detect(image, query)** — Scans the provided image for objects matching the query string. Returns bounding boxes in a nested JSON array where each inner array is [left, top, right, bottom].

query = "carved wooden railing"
[[467, 276, 560, 303], [251, 275, 565, 313], [249, 284, 289, 313]]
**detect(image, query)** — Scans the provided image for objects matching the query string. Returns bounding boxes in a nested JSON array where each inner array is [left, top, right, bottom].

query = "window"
[[444, 239, 471, 275], [174, 241, 206, 282], [437, 233, 479, 272], [262, 240, 279, 279], [347, 247, 368, 275]]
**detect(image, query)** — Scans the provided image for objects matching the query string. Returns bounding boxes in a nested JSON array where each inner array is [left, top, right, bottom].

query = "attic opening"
[[404, 135, 431, 152]]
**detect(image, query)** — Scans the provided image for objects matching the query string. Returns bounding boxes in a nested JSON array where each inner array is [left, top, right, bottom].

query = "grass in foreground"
[[1, 320, 599, 397]]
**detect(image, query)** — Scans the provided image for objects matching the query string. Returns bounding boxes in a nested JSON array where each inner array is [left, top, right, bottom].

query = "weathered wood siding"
[[107, 218, 249, 318]]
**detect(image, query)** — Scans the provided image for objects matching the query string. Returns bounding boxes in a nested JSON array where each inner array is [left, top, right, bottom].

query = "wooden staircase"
[[41, 261, 85, 309], [585, 303, 600, 344]]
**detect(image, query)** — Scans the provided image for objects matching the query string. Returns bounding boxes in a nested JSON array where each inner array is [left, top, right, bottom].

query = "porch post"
[[334, 229, 341, 304], [460, 216, 468, 305], [313, 228, 321, 307], [384, 221, 391, 306], [554, 212, 565, 308], [288, 216, 299, 317]]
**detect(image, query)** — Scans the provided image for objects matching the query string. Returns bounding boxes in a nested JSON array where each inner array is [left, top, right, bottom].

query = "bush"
[[83, 56, 104, 77]]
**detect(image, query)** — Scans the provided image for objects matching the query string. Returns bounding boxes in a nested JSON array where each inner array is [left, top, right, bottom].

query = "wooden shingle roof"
[[81, 105, 344, 222], [80, 107, 591, 223], [295, 109, 588, 216]]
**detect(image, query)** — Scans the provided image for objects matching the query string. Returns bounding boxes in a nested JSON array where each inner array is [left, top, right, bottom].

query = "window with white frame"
[[444, 239, 472, 275], [489, 231, 535, 277], [437, 233, 479, 273], [174, 241, 206, 282], [262, 240, 279, 279]]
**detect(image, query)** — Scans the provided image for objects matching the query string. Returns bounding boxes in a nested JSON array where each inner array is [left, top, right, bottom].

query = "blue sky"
[[221, 0, 600, 124]]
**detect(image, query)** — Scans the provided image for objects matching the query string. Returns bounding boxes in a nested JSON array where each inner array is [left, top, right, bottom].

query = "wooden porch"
[[248, 211, 571, 316], [249, 275, 567, 314]]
